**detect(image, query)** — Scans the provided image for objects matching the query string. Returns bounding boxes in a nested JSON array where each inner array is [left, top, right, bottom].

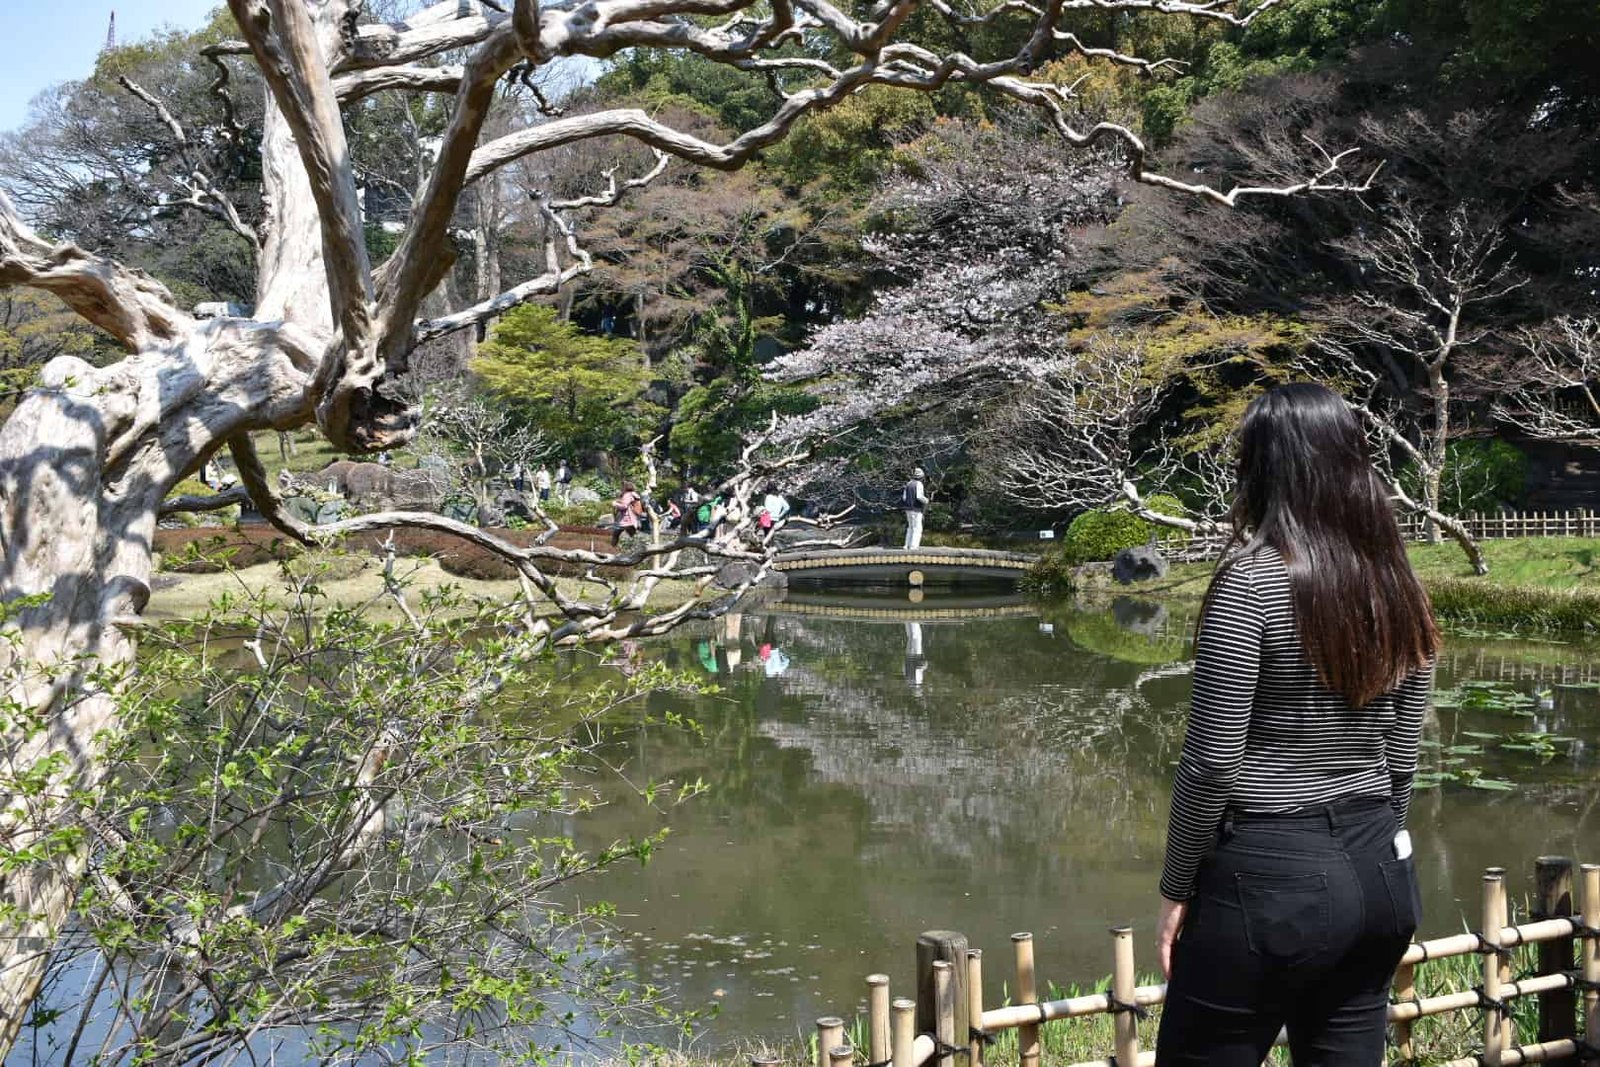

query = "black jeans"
[[1157, 796, 1420, 1067]]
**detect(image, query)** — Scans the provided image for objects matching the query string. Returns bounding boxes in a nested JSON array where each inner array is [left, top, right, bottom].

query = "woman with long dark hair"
[[1155, 382, 1439, 1066]]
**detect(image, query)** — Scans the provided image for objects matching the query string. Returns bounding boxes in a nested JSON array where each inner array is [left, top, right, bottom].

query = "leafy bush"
[[1057, 495, 1188, 566]]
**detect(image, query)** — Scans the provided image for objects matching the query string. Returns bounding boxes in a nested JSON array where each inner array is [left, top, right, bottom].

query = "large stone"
[[1112, 544, 1168, 585], [316, 460, 449, 512], [566, 485, 601, 505]]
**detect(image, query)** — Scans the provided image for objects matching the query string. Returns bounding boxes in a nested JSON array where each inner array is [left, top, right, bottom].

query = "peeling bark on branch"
[[0, 192, 190, 351]]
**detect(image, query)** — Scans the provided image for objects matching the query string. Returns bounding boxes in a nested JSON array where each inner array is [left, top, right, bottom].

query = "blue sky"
[[0, 1, 222, 133]]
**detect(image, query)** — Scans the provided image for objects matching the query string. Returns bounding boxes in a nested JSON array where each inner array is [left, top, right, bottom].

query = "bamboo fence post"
[[1394, 952, 1418, 1064], [1533, 856, 1577, 1061], [892, 998, 916, 1067], [934, 960, 957, 1067], [1013, 933, 1040, 1067], [967, 950, 985, 1067], [1484, 868, 1511, 1066], [831, 1044, 856, 1067], [1583, 865, 1600, 1055], [1111, 926, 1139, 1067], [868, 975, 891, 1067], [917, 931, 969, 1058], [818, 1017, 846, 1067]]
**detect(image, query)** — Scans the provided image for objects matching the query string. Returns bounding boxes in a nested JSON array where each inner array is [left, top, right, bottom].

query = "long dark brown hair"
[[1205, 382, 1439, 707]]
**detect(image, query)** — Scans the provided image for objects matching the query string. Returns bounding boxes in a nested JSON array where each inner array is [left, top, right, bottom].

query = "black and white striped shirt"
[[1159, 545, 1433, 902]]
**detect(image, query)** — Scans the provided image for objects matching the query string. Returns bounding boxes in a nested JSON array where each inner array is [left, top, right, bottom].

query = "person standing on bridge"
[[901, 467, 928, 549], [1154, 383, 1438, 1067]]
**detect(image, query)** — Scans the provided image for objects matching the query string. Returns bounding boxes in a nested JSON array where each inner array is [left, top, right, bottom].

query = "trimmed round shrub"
[[1056, 495, 1187, 566]]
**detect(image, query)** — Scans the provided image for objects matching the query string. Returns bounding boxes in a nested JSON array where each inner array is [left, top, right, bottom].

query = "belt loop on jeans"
[[1325, 804, 1340, 832], [1222, 811, 1235, 840]]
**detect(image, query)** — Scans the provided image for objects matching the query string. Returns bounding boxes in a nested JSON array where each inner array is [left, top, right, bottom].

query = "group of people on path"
[[508, 459, 573, 504], [608, 481, 792, 547]]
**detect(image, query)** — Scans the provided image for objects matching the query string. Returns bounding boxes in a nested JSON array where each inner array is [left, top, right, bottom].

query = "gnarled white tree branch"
[[0, 191, 190, 351]]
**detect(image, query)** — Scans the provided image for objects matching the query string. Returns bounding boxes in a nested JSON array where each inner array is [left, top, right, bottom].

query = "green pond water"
[[569, 589, 1600, 1049]]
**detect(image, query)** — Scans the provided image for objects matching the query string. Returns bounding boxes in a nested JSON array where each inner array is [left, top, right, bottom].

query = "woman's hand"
[[1157, 897, 1189, 980]]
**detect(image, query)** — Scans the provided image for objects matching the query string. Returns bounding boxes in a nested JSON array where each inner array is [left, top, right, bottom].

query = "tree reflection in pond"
[[575, 591, 1600, 1047]]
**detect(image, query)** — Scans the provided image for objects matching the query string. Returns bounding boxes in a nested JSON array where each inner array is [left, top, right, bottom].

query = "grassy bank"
[[146, 553, 698, 621], [1034, 537, 1600, 636]]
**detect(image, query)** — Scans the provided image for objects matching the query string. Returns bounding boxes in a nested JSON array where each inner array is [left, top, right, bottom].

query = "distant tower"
[[104, 11, 116, 52]]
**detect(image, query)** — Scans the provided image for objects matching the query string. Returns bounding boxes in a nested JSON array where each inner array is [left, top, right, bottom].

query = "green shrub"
[[1020, 552, 1082, 594], [1058, 496, 1189, 566]]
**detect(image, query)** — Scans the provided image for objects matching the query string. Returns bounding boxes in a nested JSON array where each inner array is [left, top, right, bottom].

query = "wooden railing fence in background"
[[1163, 509, 1600, 563], [783, 858, 1599, 1067]]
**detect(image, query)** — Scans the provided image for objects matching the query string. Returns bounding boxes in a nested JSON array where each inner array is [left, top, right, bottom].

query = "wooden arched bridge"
[[772, 546, 1039, 587]]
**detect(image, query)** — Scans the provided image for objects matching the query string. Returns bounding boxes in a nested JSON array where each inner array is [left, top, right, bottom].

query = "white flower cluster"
[[767, 121, 1123, 449]]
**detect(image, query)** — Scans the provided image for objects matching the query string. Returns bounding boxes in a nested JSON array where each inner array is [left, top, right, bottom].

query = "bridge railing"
[[782, 857, 1598, 1067]]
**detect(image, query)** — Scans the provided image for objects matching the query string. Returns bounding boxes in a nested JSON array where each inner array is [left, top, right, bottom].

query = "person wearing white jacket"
[[902, 467, 928, 549]]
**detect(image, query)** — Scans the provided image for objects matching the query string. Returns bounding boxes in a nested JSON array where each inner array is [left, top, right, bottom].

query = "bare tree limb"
[[332, 63, 466, 102], [117, 77, 262, 254], [227, 0, 376, 382], [0, 191, 190, 351]]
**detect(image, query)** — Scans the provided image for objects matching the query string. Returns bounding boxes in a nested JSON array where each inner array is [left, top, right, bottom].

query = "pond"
[[571, 589, 1600, 1050]]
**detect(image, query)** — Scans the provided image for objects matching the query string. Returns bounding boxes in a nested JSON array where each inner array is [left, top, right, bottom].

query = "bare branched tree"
[[1314, 200, 1524, 542], [0, 0, 1376, 1046], [409, 383, 555, 514], [1325, 369, 1491, 574], [1493, 317, 1600, 448], [981, 334, 1233, 532]]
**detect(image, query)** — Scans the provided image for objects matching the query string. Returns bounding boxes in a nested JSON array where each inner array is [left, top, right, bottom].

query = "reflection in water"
[[904, 622, 927, 689], [576, 591, 1600, 1048]]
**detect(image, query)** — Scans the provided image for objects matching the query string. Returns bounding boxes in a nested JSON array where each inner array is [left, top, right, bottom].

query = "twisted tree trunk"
[[0, 4, 344, 1043]]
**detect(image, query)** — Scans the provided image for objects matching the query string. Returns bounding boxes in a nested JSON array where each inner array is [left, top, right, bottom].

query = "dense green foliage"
[[1058, 496, 1189, 566], [1403, 439, 1529, 515], [473, 305, 659, 456]]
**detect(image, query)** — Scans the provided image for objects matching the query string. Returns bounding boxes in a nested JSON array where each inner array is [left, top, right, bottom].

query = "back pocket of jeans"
[[1236, 871, 1330, 966], [1380, 858, 1422, 938]]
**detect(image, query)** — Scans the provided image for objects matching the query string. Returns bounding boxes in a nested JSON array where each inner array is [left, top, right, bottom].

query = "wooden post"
[[1583, 864, 1600, 1057], [818, 1016, 845, 1067], [1111, 926, 1139, 1067], [933, 960, 957, 1067], [892, 998, 916, 1067], [917, 931, 969, 1053], [1012, 932, 1040, 1067], [1484, 868, 1510, 1066], [830, 1045, 855, 1067], [967, 949, 985, 1067], [1534, 857, 1577, 1061], [1394, 954, 1417, 1064], [868, 975, 891, 1067]]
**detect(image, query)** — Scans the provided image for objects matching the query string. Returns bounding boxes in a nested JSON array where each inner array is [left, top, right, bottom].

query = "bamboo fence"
[[791, 858, 1599, 1067], [1165, 509, 1600, 563]]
